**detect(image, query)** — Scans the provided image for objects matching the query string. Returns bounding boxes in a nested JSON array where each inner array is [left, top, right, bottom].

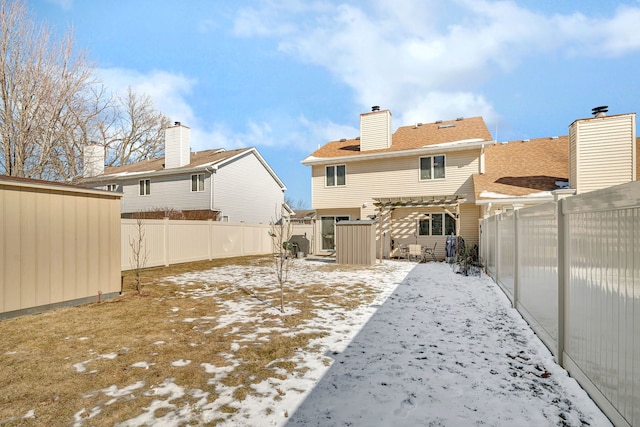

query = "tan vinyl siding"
[[569, 124, 578, 189], [569, 114, 636, 194], [360, 110, 392, 151], [312, 149, 480, 211]]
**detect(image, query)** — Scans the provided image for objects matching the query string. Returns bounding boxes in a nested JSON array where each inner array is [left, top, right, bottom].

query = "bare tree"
[[270, 203, 294, 312], [284, 196, 308, 211], [102, 87, 171, 167], [0, 1, 169, 181], [0, 0, 100, 179], [129, 217, 149, 294]]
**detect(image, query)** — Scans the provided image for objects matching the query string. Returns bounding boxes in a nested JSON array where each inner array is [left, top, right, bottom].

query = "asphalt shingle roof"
[[100, 148, 252, 176], [307, 116, 492, 159]]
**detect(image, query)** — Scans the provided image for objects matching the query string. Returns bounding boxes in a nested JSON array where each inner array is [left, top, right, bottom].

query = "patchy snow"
[[130, 361, 155, 369], [69, 259, 610, 426], [171, 359, 192, 367]]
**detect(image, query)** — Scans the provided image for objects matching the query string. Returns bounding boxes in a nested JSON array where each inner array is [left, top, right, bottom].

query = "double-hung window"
[[139, 179, 150, 196], [191, 173, 205, 192], [106, 183, 119, 192], [419, 155, 445, 180], [325, 164, 346, 187], [418, 213, 456, 236]]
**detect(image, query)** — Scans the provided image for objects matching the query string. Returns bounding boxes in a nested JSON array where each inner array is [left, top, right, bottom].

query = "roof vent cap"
[[592, 105, 608, 118], [371, 105, 380, 112], [456, 117, 464, 121], [435, 120, 443, 124]]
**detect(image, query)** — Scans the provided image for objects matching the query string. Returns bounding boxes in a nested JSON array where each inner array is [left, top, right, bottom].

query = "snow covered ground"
[[72, 258, 610, 426], [286, 262, 611, 426]]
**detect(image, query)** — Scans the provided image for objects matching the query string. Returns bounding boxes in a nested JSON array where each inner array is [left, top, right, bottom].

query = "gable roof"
[[302, 116, 493, 165], [472, 136, 569, 201], [81, 147, 287, 190]]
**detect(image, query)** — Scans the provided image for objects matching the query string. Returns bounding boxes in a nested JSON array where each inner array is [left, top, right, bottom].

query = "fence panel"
[[122, 219, 167, 269], [122, 220, 315, 271], [481, 180, 640, 427], [516, 202, 559, 355], [484, 215, 497, 278], [496, 210, 515, 301], [562, 184, 640, 427]]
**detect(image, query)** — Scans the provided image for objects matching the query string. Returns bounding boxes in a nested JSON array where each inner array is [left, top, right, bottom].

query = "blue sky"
[[32, 0, 640, 208]]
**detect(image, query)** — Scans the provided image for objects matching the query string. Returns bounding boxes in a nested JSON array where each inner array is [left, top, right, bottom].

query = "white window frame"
[[325, 164, 346, 187], [191, 173, 205, 192], [139, 179, 150, 196], [419, 155, 446, 181], [106, 183, 118, 192], [418, 213, 456, 236]]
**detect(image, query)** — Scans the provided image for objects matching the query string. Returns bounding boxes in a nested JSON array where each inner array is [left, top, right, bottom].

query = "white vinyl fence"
[[121, 219, 314, 270], [480, 181, 640, 427]]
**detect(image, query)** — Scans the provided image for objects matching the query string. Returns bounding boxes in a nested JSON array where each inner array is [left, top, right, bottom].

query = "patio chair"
[[397, 245, 409, 260], [423, 242, 438, 262], [408, 244, 422, 262]]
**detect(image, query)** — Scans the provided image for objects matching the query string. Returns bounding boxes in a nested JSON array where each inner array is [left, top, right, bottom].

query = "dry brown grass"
[[0, 255, 379, 426]]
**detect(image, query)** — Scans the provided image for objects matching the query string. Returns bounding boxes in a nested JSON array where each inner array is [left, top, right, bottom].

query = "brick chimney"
[[360, 106, 392, 151], [164, 122, 191, 169]]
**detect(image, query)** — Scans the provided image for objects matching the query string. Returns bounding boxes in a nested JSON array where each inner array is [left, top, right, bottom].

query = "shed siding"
[[312, 149, 479, 212], [215, 151, 284, 223], [1, 181, 121, 318], [118, 173, 212, 214], [570, 114, 636, 194]]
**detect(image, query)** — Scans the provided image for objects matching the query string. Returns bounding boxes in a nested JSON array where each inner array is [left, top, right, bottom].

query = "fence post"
[[163, 217, 169, 266], [495, 212, 500, 289], [513, 209, 520, 309], [208, 219, 213, 261], [556, 197, 567, 366]]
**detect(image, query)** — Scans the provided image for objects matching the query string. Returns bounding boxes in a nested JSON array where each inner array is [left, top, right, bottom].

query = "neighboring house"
[[290, 209, 316, 224], [81, 122, 288, 224], [473, 110, 638, 216], [302, 107, 493, 259]]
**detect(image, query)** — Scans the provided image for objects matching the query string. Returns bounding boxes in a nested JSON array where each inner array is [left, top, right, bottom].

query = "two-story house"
[[302, 107, 493, 259], [82, 122, 288, 224]]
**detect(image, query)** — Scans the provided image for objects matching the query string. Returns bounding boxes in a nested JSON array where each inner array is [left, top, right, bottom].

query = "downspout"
[[205, 166, 217, 216]]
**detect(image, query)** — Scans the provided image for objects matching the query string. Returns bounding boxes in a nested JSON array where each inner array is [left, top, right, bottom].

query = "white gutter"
[[475, 196, 555, 205], [301, 139, 492, 166], [83, 161, 225, 183]]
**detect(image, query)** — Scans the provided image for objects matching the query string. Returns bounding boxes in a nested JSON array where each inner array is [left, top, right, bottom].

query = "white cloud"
[[97, 67, 197, 126], [44, 0, 73, 10], [232, 0, 640, 128]]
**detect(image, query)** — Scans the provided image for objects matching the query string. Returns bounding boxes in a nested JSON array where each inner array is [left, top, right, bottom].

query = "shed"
[[335, 220, 377, 265], [0, 176, 122, 320]]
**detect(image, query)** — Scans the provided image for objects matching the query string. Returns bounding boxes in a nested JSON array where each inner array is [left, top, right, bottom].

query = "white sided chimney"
[[83, 143, 104, 177], [360, 106, 392, 151], [164, 122, 191, 169], [569, 107, 636, 194]]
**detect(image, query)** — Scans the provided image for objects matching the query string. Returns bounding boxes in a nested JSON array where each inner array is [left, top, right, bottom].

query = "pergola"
[[372, 194, 466, 261]]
